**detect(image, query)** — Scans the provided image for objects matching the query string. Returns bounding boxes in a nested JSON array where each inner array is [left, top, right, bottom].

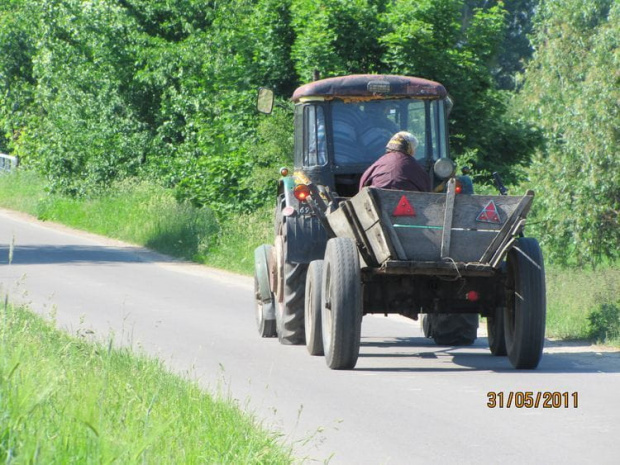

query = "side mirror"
[[257, 87, 274, 114]]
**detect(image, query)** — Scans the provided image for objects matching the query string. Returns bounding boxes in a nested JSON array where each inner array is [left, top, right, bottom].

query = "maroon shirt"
[[359, 151, 431, 192]]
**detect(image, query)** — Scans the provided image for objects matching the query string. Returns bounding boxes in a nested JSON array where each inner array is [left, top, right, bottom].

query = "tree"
[[516, 0, 619, 266], [380, 0, 541, 184], [290, 0, 388, 82], [0, 0, 37, 153]]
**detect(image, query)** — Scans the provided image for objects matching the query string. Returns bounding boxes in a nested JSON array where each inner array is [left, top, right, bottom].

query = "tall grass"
[[35, 179, 219, 260], [0, 171, 270, 274], [202, 204, 273, 275], [0, 303, 291, 463], [545, 266, 620, 345], [0, 170, 43, 216]]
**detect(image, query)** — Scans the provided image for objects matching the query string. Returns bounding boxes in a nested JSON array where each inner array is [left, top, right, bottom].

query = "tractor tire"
[[305, 260, 324, 356], [321, 238, 362, 370], [504, 238, 546, 369], [274, 226, 307, 345], [487, 308, 507, 356], [425, 313, 479, 346]]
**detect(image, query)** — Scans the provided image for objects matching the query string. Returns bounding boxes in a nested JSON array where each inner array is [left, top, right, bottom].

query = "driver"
[[359, 131, 431, 192]]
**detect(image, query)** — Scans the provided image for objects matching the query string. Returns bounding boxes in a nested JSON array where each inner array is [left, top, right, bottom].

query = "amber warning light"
[[294, 184, 311, 201]]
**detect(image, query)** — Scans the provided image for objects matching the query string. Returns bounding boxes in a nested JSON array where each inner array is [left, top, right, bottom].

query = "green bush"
[[587, 301, 620, 344]]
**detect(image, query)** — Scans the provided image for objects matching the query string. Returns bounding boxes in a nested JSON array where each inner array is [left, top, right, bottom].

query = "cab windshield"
[[330, 99, 447, 168]]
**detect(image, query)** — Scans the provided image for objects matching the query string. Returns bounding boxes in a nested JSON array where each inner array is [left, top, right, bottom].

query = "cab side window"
[[304, 105, 327, 166]]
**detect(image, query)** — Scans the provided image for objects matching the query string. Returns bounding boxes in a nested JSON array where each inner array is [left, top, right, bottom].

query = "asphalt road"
[[1, 208, 619, 464]]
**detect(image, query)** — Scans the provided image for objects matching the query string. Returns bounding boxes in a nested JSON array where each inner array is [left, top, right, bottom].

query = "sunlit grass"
[[0, 303, 292, 464], [0, 170, 270, 273], [34, 179, 219, 260], [545, 265, 620, 345], [0, 169, 44, 215], [202, 204, 273, 275]]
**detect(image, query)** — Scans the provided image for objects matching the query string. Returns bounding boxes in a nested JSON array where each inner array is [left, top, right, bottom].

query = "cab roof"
[[291, 74, 447, 102]]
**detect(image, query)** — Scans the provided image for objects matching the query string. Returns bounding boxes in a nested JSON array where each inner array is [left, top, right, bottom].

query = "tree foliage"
[[1, 0, 540, 214], [516, 0, 619, 266], [381, 0, 542, 184]]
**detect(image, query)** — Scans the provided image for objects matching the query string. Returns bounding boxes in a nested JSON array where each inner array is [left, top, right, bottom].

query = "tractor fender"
[[254, 244, 275, 321]]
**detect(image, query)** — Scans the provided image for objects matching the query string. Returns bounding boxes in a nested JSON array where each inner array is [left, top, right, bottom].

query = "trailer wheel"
[[424, 314, 478, 346], [305, 260, 324, 356], [321, 238, 362, 370], [504, 238, 546, 369], [487, 308, 507, 356]]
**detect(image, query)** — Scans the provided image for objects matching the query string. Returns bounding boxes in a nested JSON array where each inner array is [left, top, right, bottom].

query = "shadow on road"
[[357, 336, 620, 374], [0, 245, 158, 265]]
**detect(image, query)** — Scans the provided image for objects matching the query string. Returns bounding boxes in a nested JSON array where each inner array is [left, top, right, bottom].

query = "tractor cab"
[[284, 75, 454, 197]]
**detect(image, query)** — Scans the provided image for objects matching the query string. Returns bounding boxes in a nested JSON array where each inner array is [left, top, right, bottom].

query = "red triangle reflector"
[[476, 200, 501, 224], [393, 195, 416, 217]]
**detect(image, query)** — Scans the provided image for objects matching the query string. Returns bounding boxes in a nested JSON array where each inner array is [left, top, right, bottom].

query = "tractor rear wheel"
[[274, 231, 307, 345]]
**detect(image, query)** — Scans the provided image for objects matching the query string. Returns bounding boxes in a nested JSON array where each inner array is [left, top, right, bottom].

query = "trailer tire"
[[487, 308, 507, 356], [322, 238, 362, 370], [504, 238, 546, 369], [305, 260, 324, 356], [425, 313, 478, 346]]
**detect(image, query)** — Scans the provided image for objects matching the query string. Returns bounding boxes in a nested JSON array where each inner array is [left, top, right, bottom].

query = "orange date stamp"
[[487, 391, 579, 408]]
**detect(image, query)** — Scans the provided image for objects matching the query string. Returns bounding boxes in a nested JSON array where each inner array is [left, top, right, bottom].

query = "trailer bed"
[[326, 179, 534, 271]]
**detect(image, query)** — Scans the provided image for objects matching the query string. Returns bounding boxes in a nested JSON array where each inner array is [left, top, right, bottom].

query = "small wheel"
[[305, 260, 324, 356], [487, 308, 507, 355], [504, 238, 546, 369], [255, 275, 277, 337], [321, 238, 362, 370]]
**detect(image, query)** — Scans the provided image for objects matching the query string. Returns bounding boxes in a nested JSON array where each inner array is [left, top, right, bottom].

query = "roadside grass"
[[0, 171, 268, 274], [0, 302, 292, 464], [35, 179, 219, 261], [545, 265, 620, 346], [0, 170, 43, 216], [201, 204, 273, 275], [0, 170, 618, 346]]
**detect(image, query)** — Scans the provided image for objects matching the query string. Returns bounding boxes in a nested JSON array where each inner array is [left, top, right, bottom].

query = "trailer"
[[303, 178, 545, 370]]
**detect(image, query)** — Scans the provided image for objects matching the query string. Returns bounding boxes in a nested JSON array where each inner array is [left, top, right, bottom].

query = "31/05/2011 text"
[[487, 391, 579, 409]]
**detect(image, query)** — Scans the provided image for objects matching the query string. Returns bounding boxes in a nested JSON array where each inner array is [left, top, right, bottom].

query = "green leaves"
[[380, 0, 539, 184], [516, 0, 619, 266]]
